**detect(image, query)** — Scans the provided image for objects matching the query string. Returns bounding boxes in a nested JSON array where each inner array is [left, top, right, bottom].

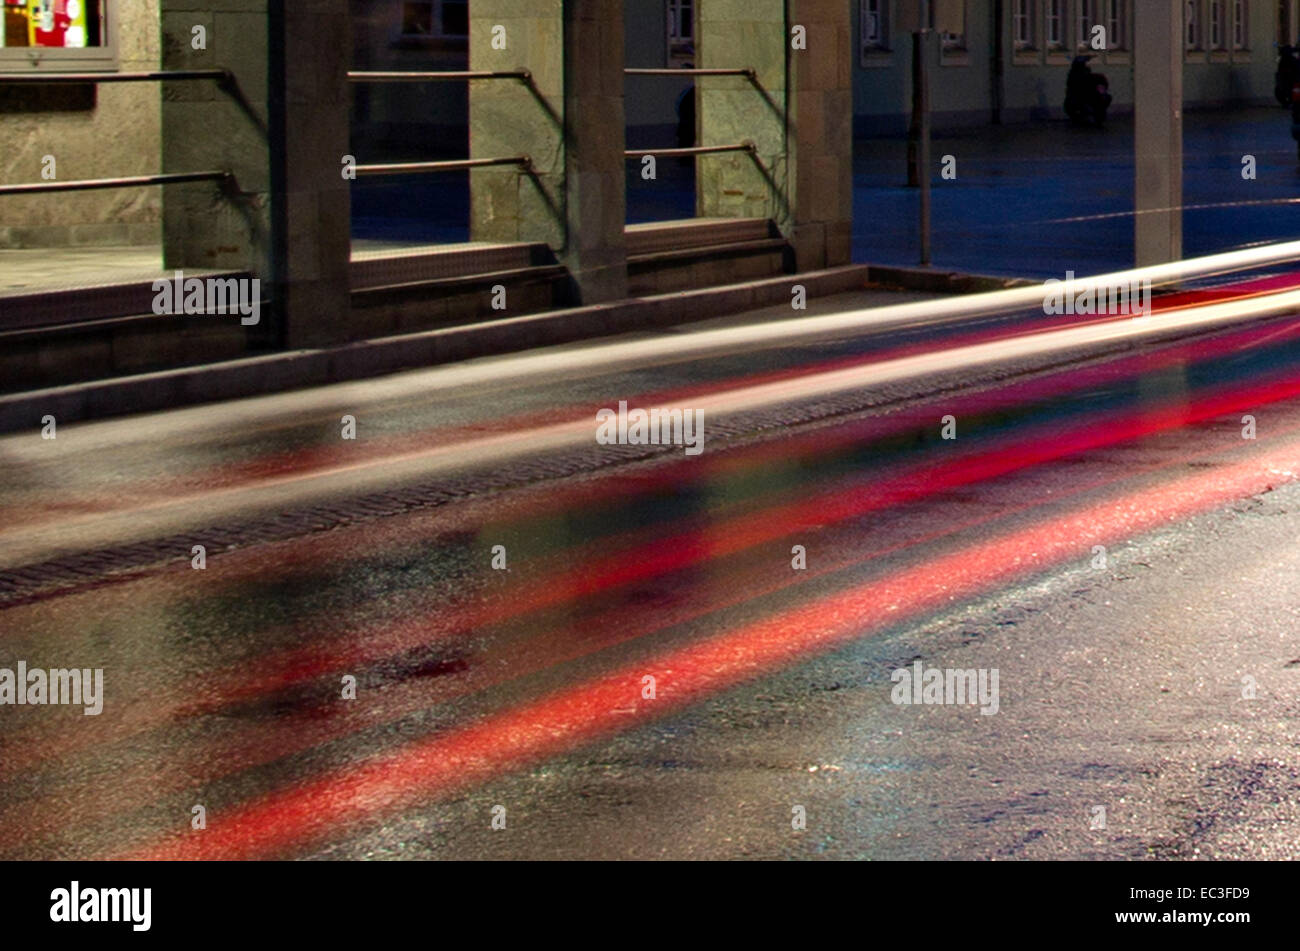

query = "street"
[[4, 275, 1300, 860]]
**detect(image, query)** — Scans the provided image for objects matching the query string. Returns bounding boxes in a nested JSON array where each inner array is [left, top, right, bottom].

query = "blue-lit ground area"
[[351, 107, 1300, 280], [854, 107, 1300, 277]]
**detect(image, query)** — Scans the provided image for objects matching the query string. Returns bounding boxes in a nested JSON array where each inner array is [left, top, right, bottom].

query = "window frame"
[[666, 0, 694, 63], [1208, 0, 1226, 50], [1075, 0, 1094, 51], [1231, 0, 1248, 51], [860, 0, 891, 54], [1185, 0, 1203, 51], [1104, 0, 1128, 52], [933, 0, 969, 58], [396, 0, 468, 40], [1012, 0, 1036, 51], [1046, 0, 1068, 52], [389, 0, 469, 51], [0, 0, 118, 73]]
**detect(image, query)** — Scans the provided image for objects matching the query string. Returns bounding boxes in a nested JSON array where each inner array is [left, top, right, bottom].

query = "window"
[[1232, 0, 1247, 49], [1076, 0, 1096, 50], [861, 0, 890, 52], [0, 0, 114, 70], [442, 0, 468, 37], [400, 1, 467, 38], [1, 0, 99, 49], [1046, 0, 1067, 50], [1105, 0, 1127, 51], [1186, 0, 1201, 49], [931, 0, 966, 52], [667, 0, 693, 60], [1209, 0, 1225, 48], [1012, 0, 1035, 50]]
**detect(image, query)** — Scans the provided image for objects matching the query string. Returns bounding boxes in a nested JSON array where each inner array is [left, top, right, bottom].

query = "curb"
[[0, 265, 871, 433], [866, 264, 1038, 294]]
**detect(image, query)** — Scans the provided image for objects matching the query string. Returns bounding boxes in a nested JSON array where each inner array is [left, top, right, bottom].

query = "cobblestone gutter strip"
[[0, 319, 1227, 608]]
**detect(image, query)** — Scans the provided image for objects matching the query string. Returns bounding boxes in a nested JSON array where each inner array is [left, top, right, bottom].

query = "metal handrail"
[[354, 156, 533, 176], [625, 143, 757, 160], [0, 69, 231, 84], [624, 67, 757, 78], [0, 170, 232, 196], [347, 70, 531, 83]]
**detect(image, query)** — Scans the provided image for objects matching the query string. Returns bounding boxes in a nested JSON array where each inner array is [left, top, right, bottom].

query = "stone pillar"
[[1134, 1, 1182, 267], [273, 0, 353, 346], [161, 0, 352, 348], [786, 0, 853, 269], [698, 0, 853, 270], [560, 0, 628, 302], [469, 1, 625, 304]]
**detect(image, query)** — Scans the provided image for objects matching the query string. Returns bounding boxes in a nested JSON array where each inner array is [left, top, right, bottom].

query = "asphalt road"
[[3, 278, 1300, 860]]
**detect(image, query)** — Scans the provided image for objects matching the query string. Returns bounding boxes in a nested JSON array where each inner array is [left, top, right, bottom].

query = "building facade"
[[848, 0, 1285, 133], [622, 0, 1291, 138], [1, 1, 1293, 251]]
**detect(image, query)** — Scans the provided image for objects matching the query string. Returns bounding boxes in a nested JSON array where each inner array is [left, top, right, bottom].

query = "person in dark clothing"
[[1064, 54, 1112, 127]]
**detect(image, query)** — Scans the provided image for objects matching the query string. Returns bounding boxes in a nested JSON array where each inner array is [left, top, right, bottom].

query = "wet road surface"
[[4, 276, 1300, 860]]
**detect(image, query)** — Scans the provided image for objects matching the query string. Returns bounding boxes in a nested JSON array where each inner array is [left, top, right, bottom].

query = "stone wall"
[[160, 0, 272, 276], [0, 1, 161, 249]]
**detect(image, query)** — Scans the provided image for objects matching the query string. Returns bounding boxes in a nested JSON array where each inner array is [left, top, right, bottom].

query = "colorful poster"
[[29, 0, 87, 49]]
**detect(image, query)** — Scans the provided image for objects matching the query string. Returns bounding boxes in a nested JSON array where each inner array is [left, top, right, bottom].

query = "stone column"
[[273, 0, 352, 346], [469, 1, 625, 304], [161, 0, 352, 348], [697, 0, 853, 270], [560, 0, 627, 302], [1134, 1, 1182, 267], [786, 0, 853, 269]]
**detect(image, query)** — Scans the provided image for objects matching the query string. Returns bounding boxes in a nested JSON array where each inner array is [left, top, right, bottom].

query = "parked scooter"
[[1064, 55, 1112, 127]]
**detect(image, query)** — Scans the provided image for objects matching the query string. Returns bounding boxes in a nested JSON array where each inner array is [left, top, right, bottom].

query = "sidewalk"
[[0, 245, 164, 295], [11, 108, 1292, 295], [853, 106, 1300, 278]]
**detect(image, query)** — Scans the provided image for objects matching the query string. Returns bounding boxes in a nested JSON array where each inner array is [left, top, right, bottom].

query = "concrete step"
[[0, 314, 258, 394], [625, 217, 775, 257], [1, 229, 792, 391], [0, 269, 251, 333], [0, 267, 263, 392], [348, 240, 568, 340], [0, 264, 873, 432], [349, 241, 552, 290], [625, 218, 788, 297]]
